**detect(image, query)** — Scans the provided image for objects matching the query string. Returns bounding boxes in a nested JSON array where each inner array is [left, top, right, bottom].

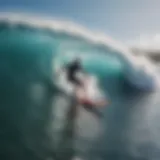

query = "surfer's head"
[[74, 57, 82, 64]]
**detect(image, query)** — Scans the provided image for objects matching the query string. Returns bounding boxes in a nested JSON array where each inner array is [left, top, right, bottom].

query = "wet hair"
[[74, 57, 81, 63]]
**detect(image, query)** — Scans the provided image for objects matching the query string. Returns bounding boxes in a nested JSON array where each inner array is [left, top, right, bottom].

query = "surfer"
[[64, 57, 84, 88], [63, 57, 107, 107], [63, 57, 88, 101], [54, 57, 109, 119]]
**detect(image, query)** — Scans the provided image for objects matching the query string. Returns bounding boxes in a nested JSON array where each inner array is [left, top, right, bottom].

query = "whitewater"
[[0, 12, 160, 160]]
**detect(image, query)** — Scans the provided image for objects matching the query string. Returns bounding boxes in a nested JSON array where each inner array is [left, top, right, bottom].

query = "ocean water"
[[0, 14, 160, 160]]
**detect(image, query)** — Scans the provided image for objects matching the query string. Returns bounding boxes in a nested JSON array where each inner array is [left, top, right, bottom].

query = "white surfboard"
[[54, 67, 108, 107]]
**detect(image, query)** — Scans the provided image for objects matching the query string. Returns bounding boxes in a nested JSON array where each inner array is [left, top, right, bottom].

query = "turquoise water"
[[1, 21, 160, 160]]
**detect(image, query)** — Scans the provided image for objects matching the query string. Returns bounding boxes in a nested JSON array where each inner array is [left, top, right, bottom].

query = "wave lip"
[[0, 12, 131, 53]]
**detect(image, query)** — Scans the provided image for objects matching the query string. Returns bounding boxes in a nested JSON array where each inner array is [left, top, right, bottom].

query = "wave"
[[1, 11, 160, 160], [0, 12, 159, 91]]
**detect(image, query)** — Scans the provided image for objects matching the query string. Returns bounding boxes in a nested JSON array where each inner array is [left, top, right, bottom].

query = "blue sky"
[[0, 0, 160, 43]]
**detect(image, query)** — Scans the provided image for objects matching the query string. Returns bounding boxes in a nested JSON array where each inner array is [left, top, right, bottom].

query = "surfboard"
[[54, 67, 108, 108]]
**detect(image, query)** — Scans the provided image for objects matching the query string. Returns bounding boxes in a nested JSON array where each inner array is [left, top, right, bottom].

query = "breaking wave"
[[0, 12, 160, 160], [0, 12, 159, 91]]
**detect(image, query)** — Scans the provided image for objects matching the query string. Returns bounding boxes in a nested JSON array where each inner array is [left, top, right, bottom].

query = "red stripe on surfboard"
[[79, 98, 107, 107]]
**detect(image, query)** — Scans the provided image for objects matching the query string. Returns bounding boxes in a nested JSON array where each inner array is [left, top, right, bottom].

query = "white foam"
[[0, 12, 130, 53], [128, 34, 160, 52]]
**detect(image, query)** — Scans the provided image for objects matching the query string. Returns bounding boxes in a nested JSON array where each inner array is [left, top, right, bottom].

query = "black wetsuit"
[[65, 61, 83, 86]]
